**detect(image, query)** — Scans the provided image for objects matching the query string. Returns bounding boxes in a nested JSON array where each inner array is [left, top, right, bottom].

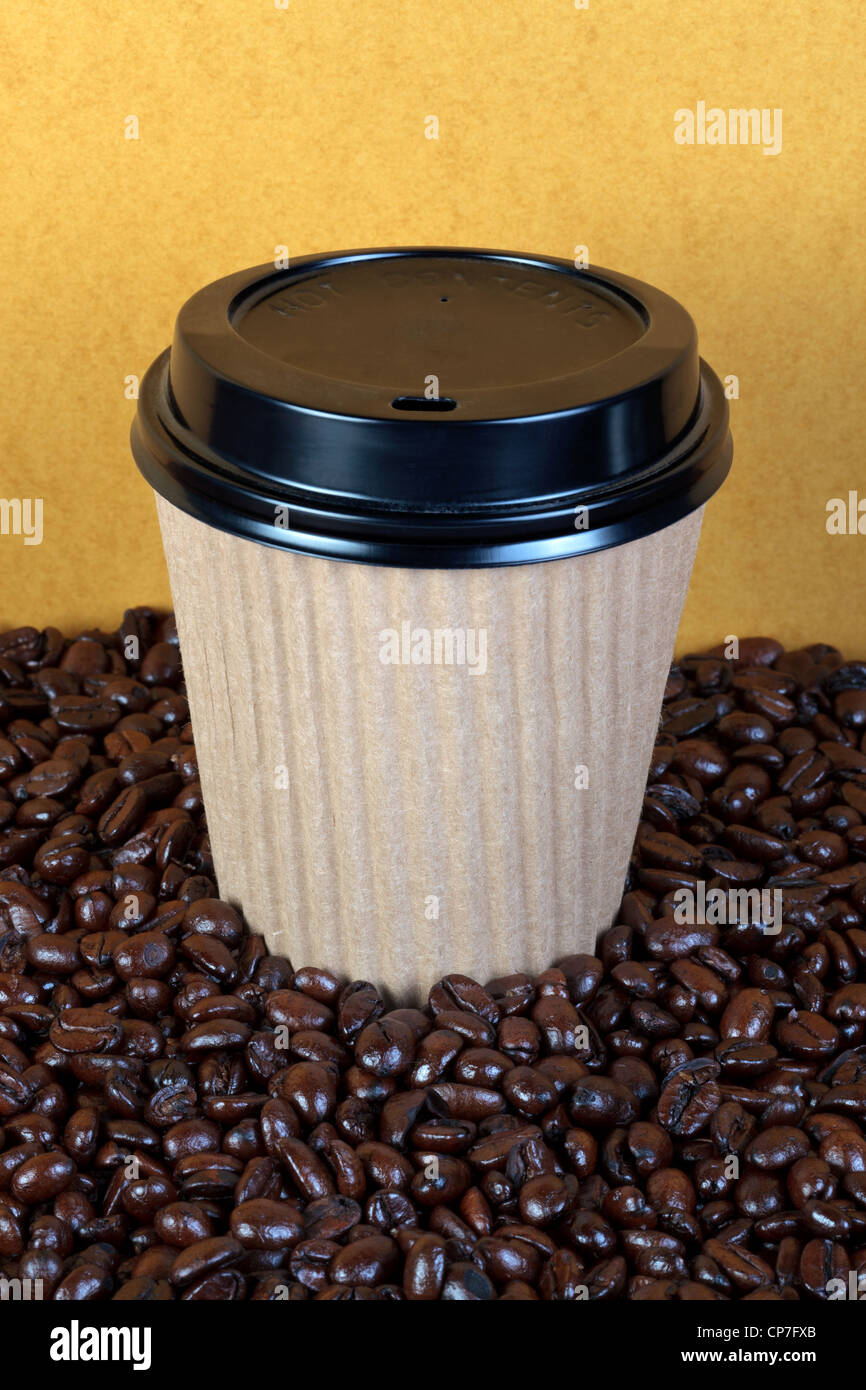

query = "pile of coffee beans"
[[2, 619, 866, 1300]]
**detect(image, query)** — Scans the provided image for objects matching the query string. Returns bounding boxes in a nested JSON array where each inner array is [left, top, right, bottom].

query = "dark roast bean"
[[154, 1202, 216, 1248], [169, 1234, 244, 1287], [230, 1199, 304, 1251]]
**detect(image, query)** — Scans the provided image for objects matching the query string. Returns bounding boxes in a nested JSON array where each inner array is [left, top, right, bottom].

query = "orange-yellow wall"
[[1, 0, 863, 655]]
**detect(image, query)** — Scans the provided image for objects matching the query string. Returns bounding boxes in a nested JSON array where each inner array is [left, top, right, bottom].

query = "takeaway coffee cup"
[[132, 247, 732, 998]]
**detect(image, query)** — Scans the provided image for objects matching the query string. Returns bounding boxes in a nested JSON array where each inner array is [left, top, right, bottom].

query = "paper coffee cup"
[[133, 247, 732, 998]]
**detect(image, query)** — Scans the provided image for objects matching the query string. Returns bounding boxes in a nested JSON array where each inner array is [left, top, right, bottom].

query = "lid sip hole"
[[391, 395, 458, 412]]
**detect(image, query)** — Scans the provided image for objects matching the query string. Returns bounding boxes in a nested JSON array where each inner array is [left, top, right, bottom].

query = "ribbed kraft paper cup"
[[156, 497, 703, 997], [133, 247, 732, 998]]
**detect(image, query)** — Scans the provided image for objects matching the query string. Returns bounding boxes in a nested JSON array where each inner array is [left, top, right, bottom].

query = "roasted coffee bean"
[[569, 1078, 638, 1128], [301, 1194, 361, 1241], [53, 1261, 114, 1300], [169, 1234, 244, 1287], [121, 1175, 178, 1221], [744, 1125, 811, 1171], [145, 1081, 198, 1130], [97, 784, 147, 845], [10, 1147, 75, 1203], [657, 1067, 721, 1137], [355, 1019, 415, 1076], [265, 989, 332, 1032], [331, 1233, 399, 1285], [154, 1202, 216, 1248], [776, 1010, 839, 1058], [584, 1254, 627, 1299], [410, 1154, 471, 1207], [701, 1238, 774, 1292], [799, 1237, 849, 1298], [48, 1008, 122, 1055], [402, 1232, 447, 1299], [25, 933, 82, 975], [430, 975, 499, 1025], [427, 1083, 505, 1121], [441, 1261, 496, 1300], [720, 989, 775, 1042], [181, 934, 239, 986], [277, 1139, 335, 1201], [230, 1198, 304, 1251], [288, 1237, 338, 1291], [163, 1119, 222, 1161], [113, 931, 175, 981]]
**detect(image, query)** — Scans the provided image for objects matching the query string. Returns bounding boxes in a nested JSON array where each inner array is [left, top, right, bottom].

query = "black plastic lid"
[[131, 247, 732, 567]]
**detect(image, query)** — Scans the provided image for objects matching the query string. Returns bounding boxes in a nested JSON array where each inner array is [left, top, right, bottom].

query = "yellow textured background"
[[0, 0, 863, 654]]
